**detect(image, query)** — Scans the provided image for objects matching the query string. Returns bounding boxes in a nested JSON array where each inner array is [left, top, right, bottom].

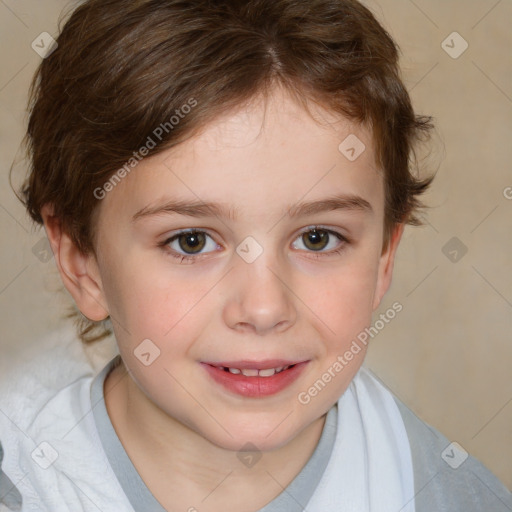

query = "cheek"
[[304, 259, 379, 337], [101, 254, 217, 342]]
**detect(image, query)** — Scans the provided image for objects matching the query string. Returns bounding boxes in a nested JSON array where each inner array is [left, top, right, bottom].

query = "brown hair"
[[18, 0, 436, 343]]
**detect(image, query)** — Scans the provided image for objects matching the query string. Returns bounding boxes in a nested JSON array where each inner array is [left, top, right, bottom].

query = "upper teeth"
[[224, 365, 290, 377]]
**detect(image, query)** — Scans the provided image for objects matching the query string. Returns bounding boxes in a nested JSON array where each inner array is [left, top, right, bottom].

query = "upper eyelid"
[[164, 228, 218, 244]]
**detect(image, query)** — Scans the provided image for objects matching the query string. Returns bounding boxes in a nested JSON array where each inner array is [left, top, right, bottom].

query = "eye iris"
[[178, 232, 206, 254], [303, 229, 328, 251]]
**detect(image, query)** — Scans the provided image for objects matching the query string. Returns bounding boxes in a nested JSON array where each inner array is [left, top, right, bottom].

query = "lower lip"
[[201, 362, 309, 398]]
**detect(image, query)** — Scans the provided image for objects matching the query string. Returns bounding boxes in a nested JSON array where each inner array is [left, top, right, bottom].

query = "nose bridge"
[[222, 239, 296, 334]]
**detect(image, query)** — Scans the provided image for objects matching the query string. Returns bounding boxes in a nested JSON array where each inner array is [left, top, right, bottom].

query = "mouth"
[[213, 364, 295, 377], [201, 359, 309, 397]]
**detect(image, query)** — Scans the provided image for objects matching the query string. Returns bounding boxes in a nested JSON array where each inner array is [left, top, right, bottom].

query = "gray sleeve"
[[395, 397, 512, 512], [0, 440, 22, 512]]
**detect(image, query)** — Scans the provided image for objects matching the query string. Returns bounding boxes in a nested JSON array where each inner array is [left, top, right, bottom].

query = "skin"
[[42, 84, 404, 512]]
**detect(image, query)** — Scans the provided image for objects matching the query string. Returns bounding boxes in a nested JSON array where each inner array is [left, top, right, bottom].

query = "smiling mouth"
[[201, 360, 309, 397], [211, 364, 296, 377]]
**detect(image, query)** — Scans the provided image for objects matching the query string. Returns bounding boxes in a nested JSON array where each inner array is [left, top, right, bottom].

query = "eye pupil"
[[303, 229, 328, 251], [179, 232, 206, 253]]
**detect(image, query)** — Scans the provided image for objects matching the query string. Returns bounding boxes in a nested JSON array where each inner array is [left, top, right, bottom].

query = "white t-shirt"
[[2, 325, 510, 511], [0, 328, 340, 511]]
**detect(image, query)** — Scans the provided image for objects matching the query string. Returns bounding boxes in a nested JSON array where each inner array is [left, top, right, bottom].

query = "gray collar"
[[90, 355, 338, 511]]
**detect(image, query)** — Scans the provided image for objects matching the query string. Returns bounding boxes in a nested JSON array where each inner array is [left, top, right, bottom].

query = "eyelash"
[[159, 226, 350, 264]]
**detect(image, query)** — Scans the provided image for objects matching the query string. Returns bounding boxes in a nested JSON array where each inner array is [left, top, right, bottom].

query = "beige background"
[[1, 0, 511, 490]]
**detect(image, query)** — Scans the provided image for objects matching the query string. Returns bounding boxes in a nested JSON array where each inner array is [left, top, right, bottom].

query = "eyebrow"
[[131, 193, 373, 222]]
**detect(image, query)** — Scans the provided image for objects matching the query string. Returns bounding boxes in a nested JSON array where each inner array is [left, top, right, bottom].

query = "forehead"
[[98, 86, 383, 224]]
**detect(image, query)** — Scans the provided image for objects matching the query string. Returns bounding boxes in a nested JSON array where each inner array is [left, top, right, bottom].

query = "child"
[[1, 0, 510, 510]]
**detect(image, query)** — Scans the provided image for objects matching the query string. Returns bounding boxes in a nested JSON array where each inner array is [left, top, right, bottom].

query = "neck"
[[104, 361, 327, 512]]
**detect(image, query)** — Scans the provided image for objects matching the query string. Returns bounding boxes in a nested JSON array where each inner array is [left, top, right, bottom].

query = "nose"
[[222, 252, 297, 336]]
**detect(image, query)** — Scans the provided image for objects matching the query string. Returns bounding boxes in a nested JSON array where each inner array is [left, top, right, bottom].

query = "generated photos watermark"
[[93, 97, 198, 200], [298, 301, 403, 405]]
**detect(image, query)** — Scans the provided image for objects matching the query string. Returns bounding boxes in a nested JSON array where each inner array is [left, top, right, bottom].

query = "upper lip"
[[203, 359, 307, 370]]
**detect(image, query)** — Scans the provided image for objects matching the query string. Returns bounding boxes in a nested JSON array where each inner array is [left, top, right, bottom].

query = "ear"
[[372, 223, 405, 311], [40, 204, 109, 321]]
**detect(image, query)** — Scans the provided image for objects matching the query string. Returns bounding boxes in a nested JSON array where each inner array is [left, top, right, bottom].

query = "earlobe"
[[40, 204, 109, 322], [372, 223, 405, 311]]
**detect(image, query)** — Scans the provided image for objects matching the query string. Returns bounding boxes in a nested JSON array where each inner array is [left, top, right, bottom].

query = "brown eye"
[[302, 229, 329, 251], [163, 230, 219, 261], [177, 231, 207, 254]]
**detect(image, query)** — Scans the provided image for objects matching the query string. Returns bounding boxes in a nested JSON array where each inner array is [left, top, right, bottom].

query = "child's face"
[[89, 86, 402, 451]]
